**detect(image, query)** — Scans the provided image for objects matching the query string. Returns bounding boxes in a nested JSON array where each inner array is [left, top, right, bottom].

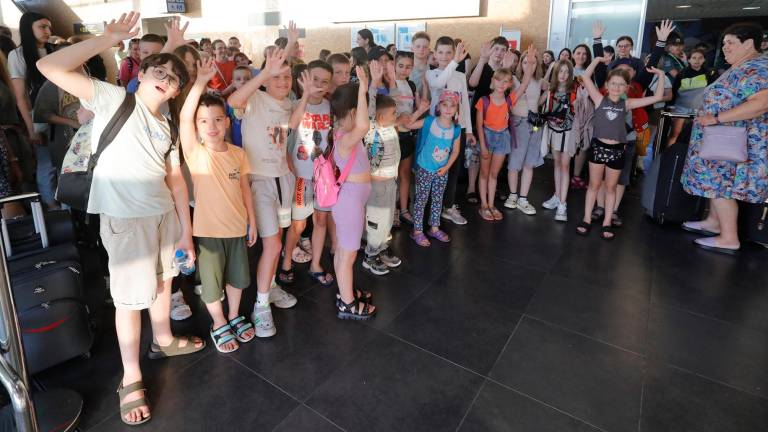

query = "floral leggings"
[[413, 166, 448, 232]]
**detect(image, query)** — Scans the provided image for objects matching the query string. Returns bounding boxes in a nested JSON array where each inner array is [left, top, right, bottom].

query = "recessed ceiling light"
[[742, 6, 760, 9], [676, 5, 692, 8]]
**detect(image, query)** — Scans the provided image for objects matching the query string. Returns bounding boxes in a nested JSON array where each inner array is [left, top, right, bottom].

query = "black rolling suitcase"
[[1, 193, 94, 375], [4, 209, 76, 252], [740, 199, 768, 247], [641, 112, 703, 224]]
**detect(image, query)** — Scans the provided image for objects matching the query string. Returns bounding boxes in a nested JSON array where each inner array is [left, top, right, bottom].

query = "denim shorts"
[[483, 127, 511, 155]]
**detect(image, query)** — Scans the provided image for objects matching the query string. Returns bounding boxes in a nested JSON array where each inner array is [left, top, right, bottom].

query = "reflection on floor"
[[33, 168, 768, 432]]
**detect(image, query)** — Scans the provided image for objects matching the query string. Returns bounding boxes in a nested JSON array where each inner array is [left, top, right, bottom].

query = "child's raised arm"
[[37, 12, 140, 102], [179, 57, 217, 157], [428, 42, 467, 89], [289, 69, 312, 129], [581, 57, 605, 106], [626, 67, 667, 110], [404, 96, 431, 130], [337, 66, 370, 152], [161, 16, 189, 54], [512, 45, 539, 101], [228, 48, 289, 109]]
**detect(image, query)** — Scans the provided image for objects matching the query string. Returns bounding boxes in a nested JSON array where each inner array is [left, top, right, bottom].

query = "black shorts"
[[398, 131, 416, 160], [589, 138, 626, 171]]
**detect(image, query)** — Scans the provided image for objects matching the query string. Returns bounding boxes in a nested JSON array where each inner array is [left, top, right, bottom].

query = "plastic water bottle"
[[174, 249, 195, 275]]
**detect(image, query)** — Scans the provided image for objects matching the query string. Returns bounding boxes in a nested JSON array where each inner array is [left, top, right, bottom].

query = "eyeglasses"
[[396, 50, 415, 58], [151, 67, 182, 89], [617, 44, 633, 49]]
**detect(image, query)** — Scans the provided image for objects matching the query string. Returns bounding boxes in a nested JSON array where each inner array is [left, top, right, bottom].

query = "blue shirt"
[[126, 77, 139, 94], [226, 105, 243, 148], [415, 116, 460, 172]]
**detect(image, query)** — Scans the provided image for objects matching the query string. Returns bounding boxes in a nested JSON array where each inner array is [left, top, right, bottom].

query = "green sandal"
[[117, 381, 150, 426], [147, 336, 206, 360], [210, 324, 238, 353], [228, 316, 255, 343]]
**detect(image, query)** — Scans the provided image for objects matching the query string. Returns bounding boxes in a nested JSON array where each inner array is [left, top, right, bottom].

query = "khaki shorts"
[[250, 173, 295, 238], [100, 210, 181, 310]]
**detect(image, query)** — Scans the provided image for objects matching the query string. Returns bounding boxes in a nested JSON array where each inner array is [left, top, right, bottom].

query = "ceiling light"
[[742, 6, 761, 9], [676, 5, 692, 8]]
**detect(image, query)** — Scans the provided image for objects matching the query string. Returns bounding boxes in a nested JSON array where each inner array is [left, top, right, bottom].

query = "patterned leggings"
[[413, 167, 448, 232]]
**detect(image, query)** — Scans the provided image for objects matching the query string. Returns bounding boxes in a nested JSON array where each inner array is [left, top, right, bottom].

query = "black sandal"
[[601, 225, 615, 240], [576, 221, 592, 236], [591, 207, 605, 222], [278, 267, 294, 284], [336, 289, 372, 302], [337, 298, 376, 321], [466, 192, 479, 204], [611, 213, 623, 227]]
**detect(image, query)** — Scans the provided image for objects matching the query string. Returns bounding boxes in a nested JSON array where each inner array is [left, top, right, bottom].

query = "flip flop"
[[148, 336, 206, 360], [682, 221, 720, 236], [410, 231, 431, 247], [694, 237, 739, 255], [291, 246, 312, 263], [490, 207, 503, 221], [479, 207, 494, 221]]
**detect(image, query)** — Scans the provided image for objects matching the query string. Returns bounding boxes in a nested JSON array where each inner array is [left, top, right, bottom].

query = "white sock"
[[256, 292, 270, 308]]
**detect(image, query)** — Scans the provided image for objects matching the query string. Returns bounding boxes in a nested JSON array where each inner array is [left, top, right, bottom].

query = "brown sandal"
[[147, 336, 206, 360], [117, 381, 150, 426]]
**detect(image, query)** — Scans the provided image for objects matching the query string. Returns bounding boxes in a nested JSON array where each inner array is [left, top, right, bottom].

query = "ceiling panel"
[[646, 0, 767, 20]]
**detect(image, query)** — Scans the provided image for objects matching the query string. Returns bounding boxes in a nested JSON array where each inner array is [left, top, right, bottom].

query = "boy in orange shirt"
[[180, 57, 258, 353]]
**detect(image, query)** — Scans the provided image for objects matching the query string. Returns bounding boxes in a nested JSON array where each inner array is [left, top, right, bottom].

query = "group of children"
[[31, 10, 703, 426]]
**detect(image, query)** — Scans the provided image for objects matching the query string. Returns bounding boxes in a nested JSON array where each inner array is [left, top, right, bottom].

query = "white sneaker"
[[251, 305, 277, 338], [170, 291, 192, 321], [193, 283, 202, 296], [269, 285, 297, 309], [555, 203, 568, 222], [504, 194, 518, 209], [441, 205, 468, 225], [516, 199, 537, 215], [542, 195, 560, 210]]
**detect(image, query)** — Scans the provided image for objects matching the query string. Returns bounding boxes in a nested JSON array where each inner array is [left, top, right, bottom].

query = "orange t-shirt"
[[208, 60, 237, 91], [186, 143, 251, 238], [474, 94, 517, 131]]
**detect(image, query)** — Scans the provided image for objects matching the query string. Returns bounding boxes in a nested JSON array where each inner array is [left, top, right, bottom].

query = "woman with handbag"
[[681, 23, 768, 254]]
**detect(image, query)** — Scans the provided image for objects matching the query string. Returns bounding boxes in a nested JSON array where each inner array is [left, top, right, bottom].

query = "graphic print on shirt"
[[432, 145, 450, 163], [367, 129, 384, 171], [299, 111, 331, 161], [228, 167, 241, 182], [601, 105, 623, 122]]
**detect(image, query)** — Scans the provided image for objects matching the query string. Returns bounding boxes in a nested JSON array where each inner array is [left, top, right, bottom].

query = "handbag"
[[313, 140, 358, 208], [699, 125, 748, 162]]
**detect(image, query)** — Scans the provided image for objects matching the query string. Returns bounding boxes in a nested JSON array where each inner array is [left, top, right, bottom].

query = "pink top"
[[333, 130, 370, 176]]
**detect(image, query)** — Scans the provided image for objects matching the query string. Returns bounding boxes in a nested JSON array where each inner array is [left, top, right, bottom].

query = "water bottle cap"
[[175, 249, 184, 258]]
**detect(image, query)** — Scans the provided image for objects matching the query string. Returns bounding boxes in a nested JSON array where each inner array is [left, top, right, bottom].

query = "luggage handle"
[[653, 111, 697, 159], [0, 193, 49, 258]]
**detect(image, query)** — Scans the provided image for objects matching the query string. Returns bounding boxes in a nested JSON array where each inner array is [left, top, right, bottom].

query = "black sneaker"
[[362, 254, 390, 275], [379, 248, 402, 268]]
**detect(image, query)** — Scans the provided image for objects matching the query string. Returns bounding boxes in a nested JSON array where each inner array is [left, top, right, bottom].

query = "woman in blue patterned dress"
[[681, 23, 768, 254]]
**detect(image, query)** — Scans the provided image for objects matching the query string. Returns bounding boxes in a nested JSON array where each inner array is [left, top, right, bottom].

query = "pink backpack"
[[313, 142, 358, 208]]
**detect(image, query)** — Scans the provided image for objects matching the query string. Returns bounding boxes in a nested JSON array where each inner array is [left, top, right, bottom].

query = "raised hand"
[[454, 42, 469, 63], [646, 66, 665, 76], [592, 21, 605, 39], [104, 12, 140, 43], [369, 60, 384, 84], [356, 65, 368, 90], [196, 57, 217, 84], [385, 61, 396, 84], [297, 69, 311, 97], [286, 20, 299, 43], [479, 42, 492, 61], [655, 19, 676, 42], [522, 44, 538, 72], [164, 16, 190, 48], [417, 96, 430, 112], [502, 50, 516, 69], [265, 48, 289, 77], [592, 56, 606, 65]]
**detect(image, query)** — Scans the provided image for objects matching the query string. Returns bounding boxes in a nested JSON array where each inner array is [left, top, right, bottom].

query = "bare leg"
[[115, 308, 147, 423], [583, 162, 605, 224], [558, 152, 571, 203], [281, 219, 306, 272], [520, 166, 534, 197], [601, 167, 622, 234], [552, 150, 562, 200], [507, 169, 520, 196], [467, 162, 480, 194], [478, 155, 491, 208], [614, 184, 626, 212], [709, 198, 740, 247], [327, 217, 338, 255], [573, 150, 588, 181], [258, 233, 282, 294], [488, 154, 506, 206], [398, 156, 413, 212], [310, 211, 328, 274]]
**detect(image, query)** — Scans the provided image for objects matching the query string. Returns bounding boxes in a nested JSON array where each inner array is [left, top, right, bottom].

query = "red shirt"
[[208, 60, 237, 91], [118, 57, 140, 86]]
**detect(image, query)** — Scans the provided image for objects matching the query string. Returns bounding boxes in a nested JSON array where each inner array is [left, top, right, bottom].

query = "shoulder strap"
[[88, 93, 136, 172], [406, 79, 417, 98], [481, 95, 490, 118], [336, 145, 358, 185]]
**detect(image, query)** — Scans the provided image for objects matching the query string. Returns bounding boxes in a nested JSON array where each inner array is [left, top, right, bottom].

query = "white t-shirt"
[[241, 90, 296, 177], [391, 79, 415, 115], [81, 80, 180, 217], [426, 61, 472, 133], [7, 46, 47, 81], [291, 99, 331, 179]]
